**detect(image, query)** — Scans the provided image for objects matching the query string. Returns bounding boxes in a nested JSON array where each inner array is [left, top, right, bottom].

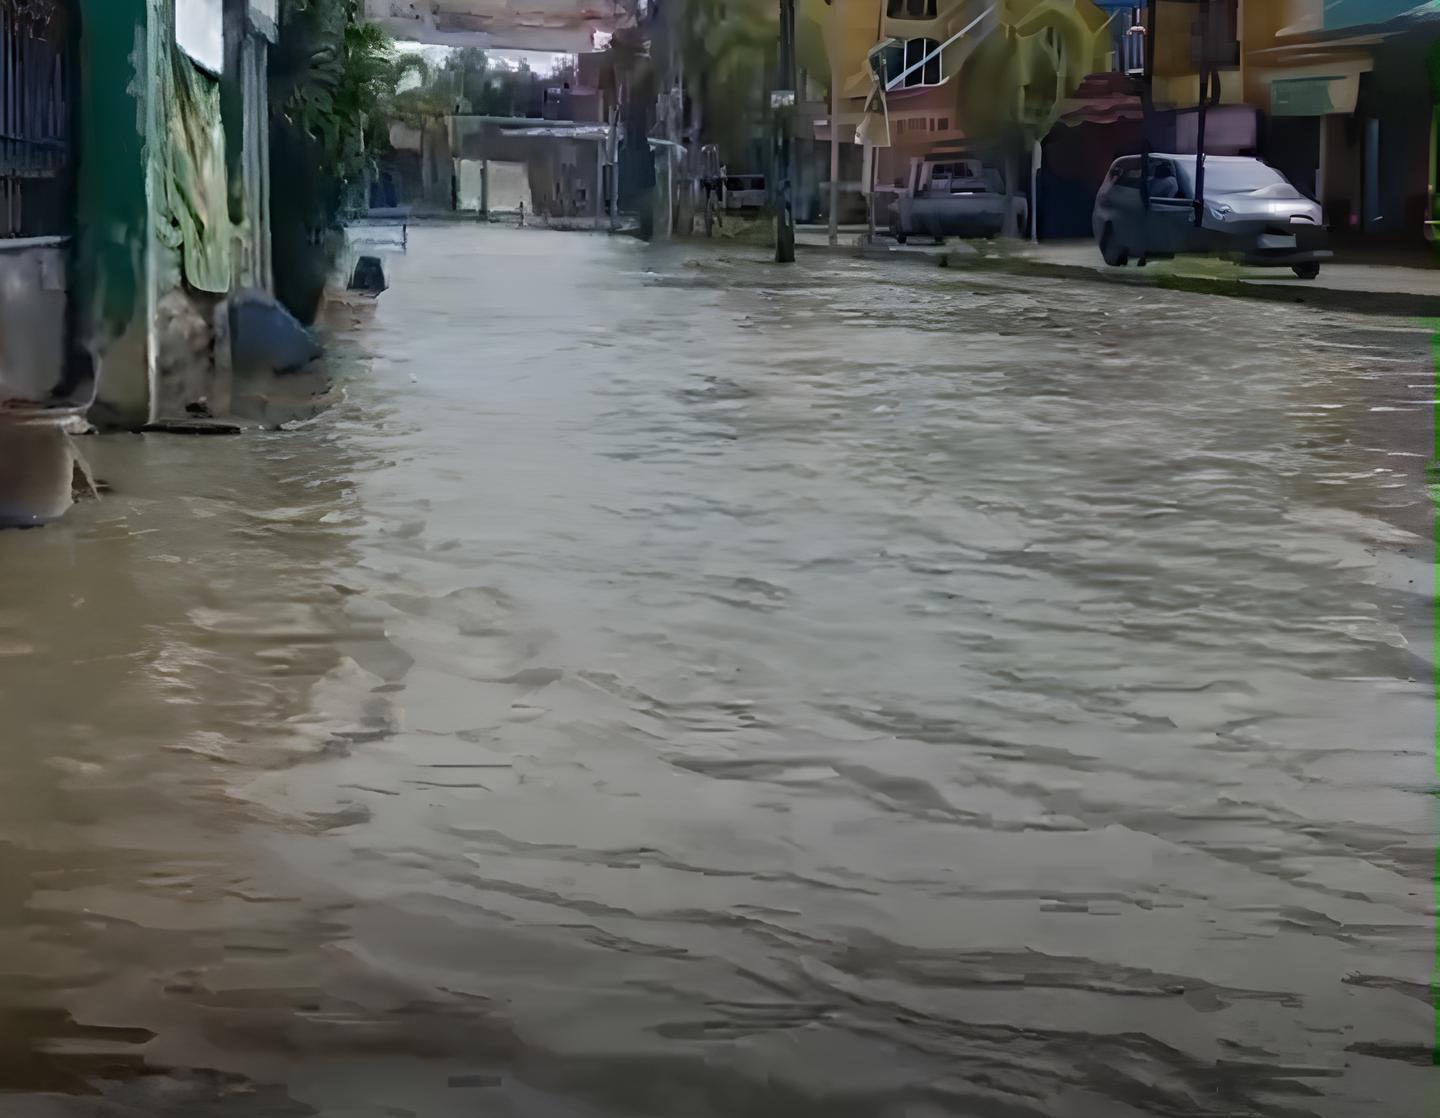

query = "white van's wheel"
[[1099, 225, 1128, 267]]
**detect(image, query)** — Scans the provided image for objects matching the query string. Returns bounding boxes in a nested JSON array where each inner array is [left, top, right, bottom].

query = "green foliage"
[[393, 48, 560, 125], [675, 0, 777, 164], [955, 5, 1104, 150], [271, 0, 419, 187], [269, 0, 415, 321]]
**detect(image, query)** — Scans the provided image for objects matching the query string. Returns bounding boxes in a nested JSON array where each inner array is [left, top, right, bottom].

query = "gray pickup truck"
[[888, 157, 1027, 243]]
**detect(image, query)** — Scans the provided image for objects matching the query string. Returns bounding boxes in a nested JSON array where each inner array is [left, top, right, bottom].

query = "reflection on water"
[[0, 227, 1433, 1117]]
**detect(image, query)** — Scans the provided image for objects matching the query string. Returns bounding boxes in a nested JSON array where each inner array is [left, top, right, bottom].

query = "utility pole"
[[828, 4, 840, 250], [1193, 0, 1218, 228], [609, 101, 620, 232], [828, 74, 840, 246], [1141, 0, 1157, 147], [775, 0, 797, 263]]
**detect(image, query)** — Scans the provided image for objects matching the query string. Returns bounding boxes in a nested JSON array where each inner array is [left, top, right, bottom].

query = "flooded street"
[[1, 225, 1434, 1117]]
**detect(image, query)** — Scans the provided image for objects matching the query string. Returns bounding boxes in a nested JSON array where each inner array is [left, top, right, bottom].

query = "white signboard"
[[176, 0, 225, 75]]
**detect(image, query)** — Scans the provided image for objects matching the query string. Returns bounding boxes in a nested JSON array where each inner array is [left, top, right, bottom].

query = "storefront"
[[1248, 5, 1440, 242]]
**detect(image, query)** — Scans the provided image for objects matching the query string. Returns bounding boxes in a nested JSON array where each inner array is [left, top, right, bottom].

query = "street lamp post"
[[775, 0, 797, 263]]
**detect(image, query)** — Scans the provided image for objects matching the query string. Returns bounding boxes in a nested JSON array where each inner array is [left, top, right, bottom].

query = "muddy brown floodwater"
[[0, 226, 1434, 1117]]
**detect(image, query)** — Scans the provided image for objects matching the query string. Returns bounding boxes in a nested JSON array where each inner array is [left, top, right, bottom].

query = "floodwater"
[[0, 226, 1434, 1117]]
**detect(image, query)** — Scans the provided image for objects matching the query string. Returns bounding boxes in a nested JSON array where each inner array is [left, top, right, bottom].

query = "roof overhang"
[[500, 125, 612, 139], [450, 115, 615, 140], [362, 0, 630, 52]]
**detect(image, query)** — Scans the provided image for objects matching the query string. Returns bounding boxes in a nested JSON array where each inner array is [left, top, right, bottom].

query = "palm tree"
[[269, 0, 421, 320]]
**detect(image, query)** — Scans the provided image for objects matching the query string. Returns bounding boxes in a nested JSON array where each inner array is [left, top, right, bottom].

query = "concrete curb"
[[796, 237, 1439, 319]]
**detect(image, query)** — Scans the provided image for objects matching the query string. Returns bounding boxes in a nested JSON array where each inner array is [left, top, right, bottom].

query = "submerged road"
[[0, 226, 1434, 1117]]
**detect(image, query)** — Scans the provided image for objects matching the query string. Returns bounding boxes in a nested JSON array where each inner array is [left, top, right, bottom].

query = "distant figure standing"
[[518, 201, 526, 227]]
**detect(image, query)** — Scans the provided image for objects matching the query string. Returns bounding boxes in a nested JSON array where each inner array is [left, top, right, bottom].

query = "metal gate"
[[0, 0, 73, 240]]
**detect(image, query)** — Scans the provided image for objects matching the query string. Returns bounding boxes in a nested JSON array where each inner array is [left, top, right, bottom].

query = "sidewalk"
[[796, 226, 1440, 317]]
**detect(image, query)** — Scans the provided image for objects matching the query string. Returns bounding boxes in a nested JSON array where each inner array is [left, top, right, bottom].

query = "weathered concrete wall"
[[148, 17, 238, 422], [153, 287, 228, 419], [449, 121, 604, 217], [456, 160, 533, 213], [0, 243, 69, 407]]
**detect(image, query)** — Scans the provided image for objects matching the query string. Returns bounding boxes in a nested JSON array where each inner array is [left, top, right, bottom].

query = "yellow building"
[[818, 0, 1110, 211]]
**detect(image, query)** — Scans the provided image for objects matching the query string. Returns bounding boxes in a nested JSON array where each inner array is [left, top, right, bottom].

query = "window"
[[1, 2, 74, 238], [869, 40, 905, 85], [1123, 10, 1146, 76], [886, 0, 937, 19], [937, 117, 948, 131], [1113, 160, 1143, 189], [1177, 158, 1286, 195], [902, 38, 941, 87], [1146, 160, 1182, 199]]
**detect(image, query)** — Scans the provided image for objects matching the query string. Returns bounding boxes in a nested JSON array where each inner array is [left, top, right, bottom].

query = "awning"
[[1054, 72, 1145, 127], [1056, 94, 1144, 126], [502, 126, 613, 141]]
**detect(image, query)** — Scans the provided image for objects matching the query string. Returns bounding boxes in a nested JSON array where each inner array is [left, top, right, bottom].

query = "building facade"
[[817, 0, 1109, 231], [0, 0, 278, 523], [1244, 0, 1440, 242], [81, 0, 278, 430]]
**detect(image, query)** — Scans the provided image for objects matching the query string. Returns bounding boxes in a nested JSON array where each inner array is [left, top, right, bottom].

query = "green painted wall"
[[75, 0, 153, 425], [75, 0, 149, 349]]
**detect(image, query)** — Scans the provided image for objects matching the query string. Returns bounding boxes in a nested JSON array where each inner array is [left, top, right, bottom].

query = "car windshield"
[[1177, 160, 1289, 194], [927, 162, 1000, 194]]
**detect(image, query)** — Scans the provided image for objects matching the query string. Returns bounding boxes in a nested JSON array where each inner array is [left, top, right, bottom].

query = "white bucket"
[[0, 417, 76, 527]]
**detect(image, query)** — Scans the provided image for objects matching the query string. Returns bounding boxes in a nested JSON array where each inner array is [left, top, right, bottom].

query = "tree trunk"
[[1002, 149, 1019, 239]]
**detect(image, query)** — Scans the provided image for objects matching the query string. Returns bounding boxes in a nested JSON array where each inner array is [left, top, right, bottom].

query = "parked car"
[[1093, 154, 1330, 278], [723, 174, 767, 212], [888, 157, 1026, 243]]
